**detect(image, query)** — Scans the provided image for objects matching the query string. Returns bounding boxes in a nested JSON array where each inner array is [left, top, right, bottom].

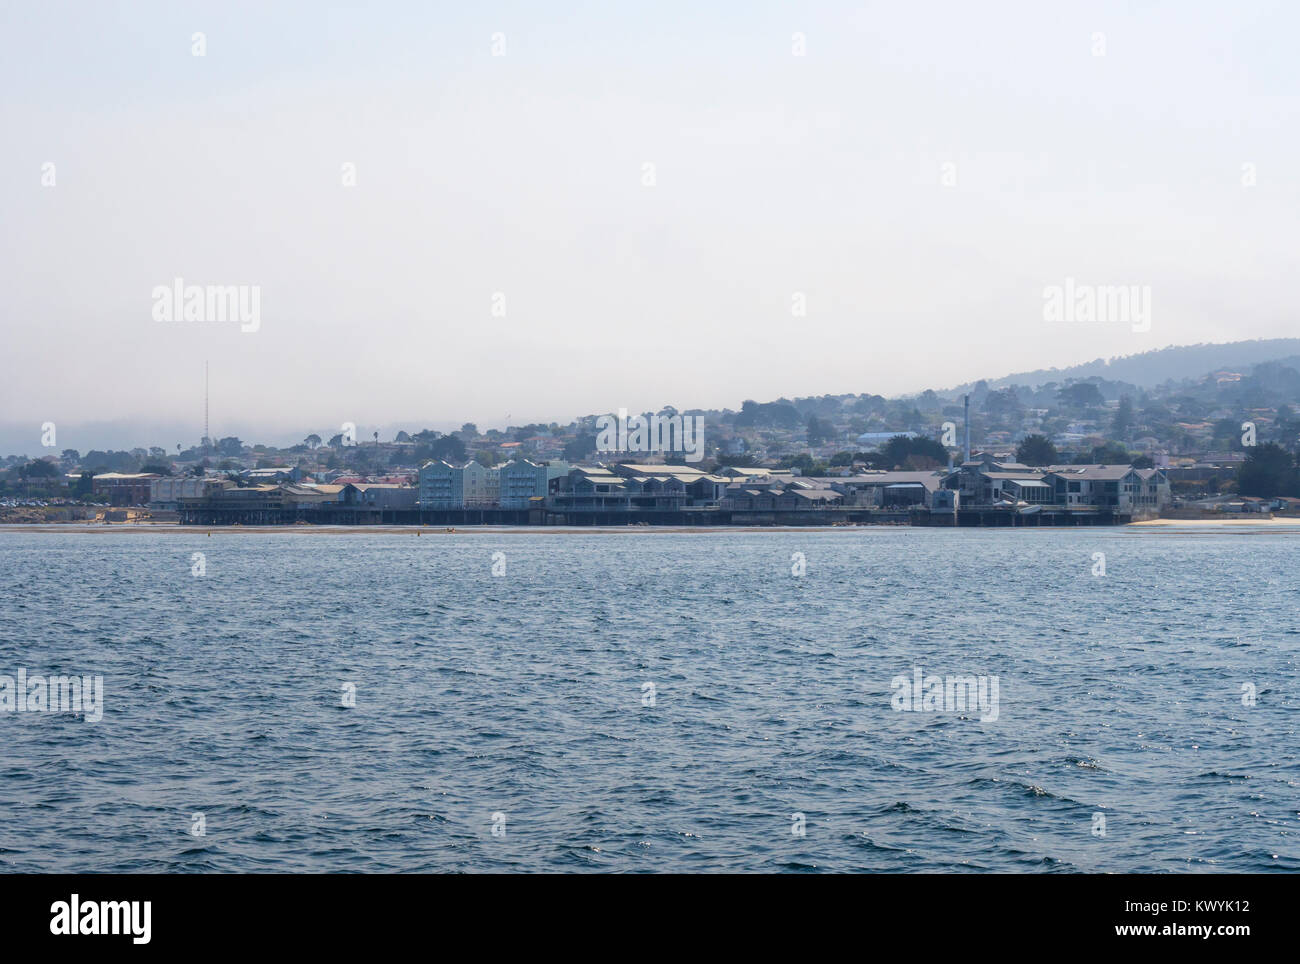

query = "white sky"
[[2, 0, 1297, 451]]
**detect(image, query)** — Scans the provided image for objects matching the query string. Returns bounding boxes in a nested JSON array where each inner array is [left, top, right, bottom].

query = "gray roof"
[[1043, 465, 1137, 480], [787, 488, 842, 501]]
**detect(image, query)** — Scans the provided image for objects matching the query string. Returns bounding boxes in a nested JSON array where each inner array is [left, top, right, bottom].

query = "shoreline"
[[3, 518, 1300, 534], [0, 523, 914, 535]]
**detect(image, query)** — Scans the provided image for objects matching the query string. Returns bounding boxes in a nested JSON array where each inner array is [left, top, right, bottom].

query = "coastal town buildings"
[[941, 457, 1170, 513], [164, 451, 1172, 524]]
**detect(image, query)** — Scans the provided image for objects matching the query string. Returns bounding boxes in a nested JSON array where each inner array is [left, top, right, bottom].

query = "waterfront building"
[[686, 474, 732, 504], [941, 459, 1043, 506], [1135, 468, 1171, 509], [416, 459, 508, 508], [549, 467, 636, 511], [814, 471, 945, 508], [417, 460, 459, 508], [149, 476, 222, 510], [338, 483, 418, 509], [944, 458, 1171, 512], [1042, 465, 1169, 511], [92, 472, 161, 506], [175, 481, 335, 524], [461, 460, 498, 507], [721, 478, 845, 511], [498, 459, 572, 509]]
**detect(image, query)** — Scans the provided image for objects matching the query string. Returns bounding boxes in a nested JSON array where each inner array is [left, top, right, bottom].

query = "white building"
[[461, 460, 498, 507], [149, 476, 221, 510]]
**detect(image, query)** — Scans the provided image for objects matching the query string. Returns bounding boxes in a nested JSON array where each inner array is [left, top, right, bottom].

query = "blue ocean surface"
[[0, 527, 1296, 873]]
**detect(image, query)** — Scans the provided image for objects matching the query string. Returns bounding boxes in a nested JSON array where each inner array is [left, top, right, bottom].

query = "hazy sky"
[[2, 1, 1297, 451]]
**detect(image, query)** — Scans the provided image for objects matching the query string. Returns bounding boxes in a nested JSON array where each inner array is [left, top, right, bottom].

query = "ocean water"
[[0, 526, 1297, 873]]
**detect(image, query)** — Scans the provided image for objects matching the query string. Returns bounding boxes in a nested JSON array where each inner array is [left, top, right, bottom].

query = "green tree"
[[1237, 443, 1299, 498], [1211, 418, 1244, 451], [23, 459, 59, 479], [778, 453, 826, 475], [564, 434, 596, 461], [1112, 395, 1136, 437], [806, 414, 832, 445], [1015, 434, 1058, 466], [717, 453, 759, 468], [429, 436, 467, 463], [983, 388, 1022, 419], [1057, 382, 1105, 410], [1076, 441, 1131, 464], [879, 435, 947, 469]]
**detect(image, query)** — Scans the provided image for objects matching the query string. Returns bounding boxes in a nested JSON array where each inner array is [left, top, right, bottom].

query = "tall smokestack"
[[963, 394, 971, 464]]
